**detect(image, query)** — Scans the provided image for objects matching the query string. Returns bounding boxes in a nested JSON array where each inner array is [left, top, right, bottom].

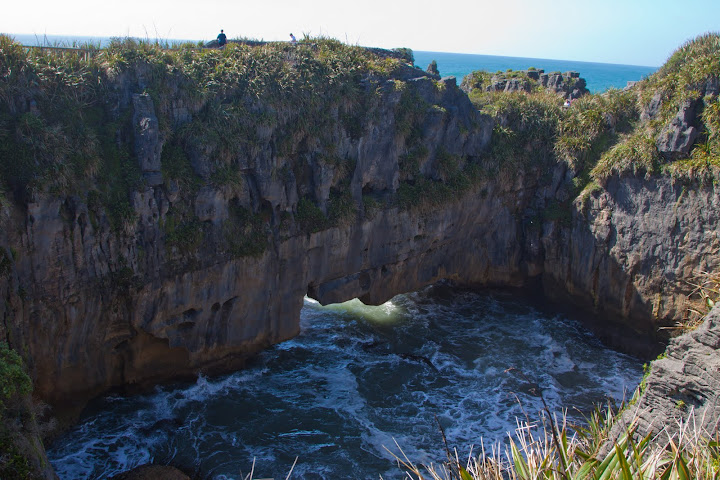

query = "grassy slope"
[[466, 33, 720, 195]]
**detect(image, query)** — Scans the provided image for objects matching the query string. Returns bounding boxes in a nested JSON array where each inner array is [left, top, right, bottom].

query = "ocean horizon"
[[6, 33, 658, 93], [414, 50, 658, 93]]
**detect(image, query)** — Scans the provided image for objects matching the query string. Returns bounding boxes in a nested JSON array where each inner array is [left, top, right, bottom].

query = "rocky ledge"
[[608, 304, 720, 444]]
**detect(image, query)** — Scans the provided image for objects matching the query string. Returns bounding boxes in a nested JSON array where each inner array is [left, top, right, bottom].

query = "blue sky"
[[2, 0, 718, 66]]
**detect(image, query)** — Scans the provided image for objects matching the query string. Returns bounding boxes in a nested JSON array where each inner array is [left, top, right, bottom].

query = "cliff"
[[0, 33, 719, 477], [604, 302, 720, 450], [0, 37, 503, 408]]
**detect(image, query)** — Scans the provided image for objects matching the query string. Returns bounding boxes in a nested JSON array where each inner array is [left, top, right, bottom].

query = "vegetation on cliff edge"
[[392, 406, 720, 479], [0, 342, 34, 479], [459, 32, 720, 235], [0, 34, 467, 243]]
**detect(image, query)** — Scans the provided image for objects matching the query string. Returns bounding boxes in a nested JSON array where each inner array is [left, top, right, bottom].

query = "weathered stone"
[[656, 99, 699, 155], [641, 91, 663, 121], [477, 70, 589, 98], [541, 175, 720, 352], [605, 304, 720, 448], [132, 94, 164, 186]]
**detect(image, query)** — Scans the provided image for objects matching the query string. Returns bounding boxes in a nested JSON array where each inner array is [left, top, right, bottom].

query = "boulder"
[[656, 99, 699, 156], [110, 465, 190, 480]]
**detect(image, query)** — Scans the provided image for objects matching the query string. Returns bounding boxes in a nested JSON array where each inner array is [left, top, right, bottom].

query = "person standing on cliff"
[[217, 29, 227, 48]]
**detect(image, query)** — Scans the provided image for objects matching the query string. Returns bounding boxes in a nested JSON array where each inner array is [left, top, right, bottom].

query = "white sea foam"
[[48, 285, 643, 480]]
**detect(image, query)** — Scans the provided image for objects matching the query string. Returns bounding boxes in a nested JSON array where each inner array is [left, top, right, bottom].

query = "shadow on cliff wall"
[[535, 174, 720, 360]]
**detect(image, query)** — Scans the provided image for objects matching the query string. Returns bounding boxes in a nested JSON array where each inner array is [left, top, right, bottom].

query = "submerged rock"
[[109, 465, 190, 480]]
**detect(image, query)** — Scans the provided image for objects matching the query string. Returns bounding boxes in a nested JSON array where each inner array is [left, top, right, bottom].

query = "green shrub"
[[0, 249, 12, 276], [394, 81, 429, 141], [296, 197, 327, 233], [222, 204, 268, 257], [327, 190, 356, 227], [161, 139, 198, 185], [164, 216, 204, 253], [0, 432, 32, 480], [399, 145, 429, 177], [362, 195, 382, 219], [0, 343, 31, 421], [0, 342, 32, 479], [477, 91, 562, 173]]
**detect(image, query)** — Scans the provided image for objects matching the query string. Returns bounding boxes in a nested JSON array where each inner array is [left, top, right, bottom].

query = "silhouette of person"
[[217, 29, 227, 48]]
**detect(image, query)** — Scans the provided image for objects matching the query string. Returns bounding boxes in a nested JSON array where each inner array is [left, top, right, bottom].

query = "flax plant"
[[389, 408, 720, 480]]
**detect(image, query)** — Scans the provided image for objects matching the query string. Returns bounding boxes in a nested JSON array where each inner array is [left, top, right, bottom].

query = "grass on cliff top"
[[390, 406, 720, 480], [594, 32, 720, 183], [463, 32, 720, 197], [0, 35, 409, 202], [465, 73, 639, 186]]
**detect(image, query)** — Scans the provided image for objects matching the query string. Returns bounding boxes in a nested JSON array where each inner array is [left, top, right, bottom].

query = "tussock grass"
[[459, 33, 720, 214], [555, 88, 639, 173], [475, 90, 563, 173], [670, 269, 720, 332], [388, 408, 720, 480], [591, 129, 660, 182], [599, 32, 720, 181]]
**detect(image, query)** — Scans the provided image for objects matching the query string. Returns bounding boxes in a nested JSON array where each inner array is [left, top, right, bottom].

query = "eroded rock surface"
[[606, 304, 720, 447], [0, 51, 717, 419]]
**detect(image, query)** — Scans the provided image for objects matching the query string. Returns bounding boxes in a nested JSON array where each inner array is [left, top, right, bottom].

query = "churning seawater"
[[47, 284, 642, 479]]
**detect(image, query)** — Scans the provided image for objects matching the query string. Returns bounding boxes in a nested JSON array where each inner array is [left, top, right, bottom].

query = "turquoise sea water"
[[414, 51, 658, 93]]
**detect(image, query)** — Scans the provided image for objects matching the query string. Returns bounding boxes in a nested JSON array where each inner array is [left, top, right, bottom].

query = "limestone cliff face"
[[0, 47, 718, 415], [541, 176, 720, 346], [606, 303, 720, 448], [1, 60, 505, 408]]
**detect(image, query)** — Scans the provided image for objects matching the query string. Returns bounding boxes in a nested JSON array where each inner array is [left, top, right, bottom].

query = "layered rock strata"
[[0, 49, 717, 417], [604, 303, 720, 449]]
